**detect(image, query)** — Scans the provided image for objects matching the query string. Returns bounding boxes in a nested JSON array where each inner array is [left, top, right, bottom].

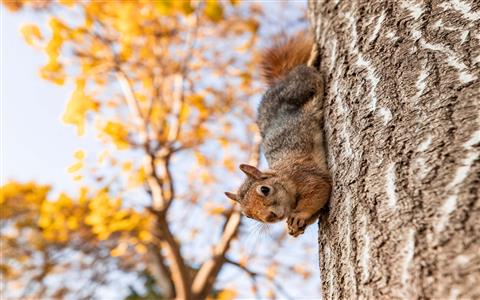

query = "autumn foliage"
[[2, 1, 317, 299]]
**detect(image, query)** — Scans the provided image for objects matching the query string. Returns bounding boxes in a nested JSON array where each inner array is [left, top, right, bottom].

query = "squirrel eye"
[[255, 185, 272, 197], [260, 186, 270, 196]]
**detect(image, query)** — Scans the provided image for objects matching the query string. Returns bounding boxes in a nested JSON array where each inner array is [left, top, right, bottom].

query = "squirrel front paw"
[[287, 212, 308, 237]]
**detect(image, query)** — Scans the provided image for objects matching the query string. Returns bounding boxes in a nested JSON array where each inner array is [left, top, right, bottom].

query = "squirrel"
[[225, 33, 332, 237]]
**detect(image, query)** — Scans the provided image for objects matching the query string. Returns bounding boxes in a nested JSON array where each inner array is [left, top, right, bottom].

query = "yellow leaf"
[[223, 158, 235, 172], [38, 215, 50, 228], [177, 0, 194, 15], [3, 1, 23, 11], [67, 162, 83, 173], [207, 206, 225, 215], [139, 230, 152, 242], [179, 104, 190, 123], [102, 121, 130, 150], [200, 171, 214, 184], [111, 242, 128, 257], [59, 0, 76, 7], [154, 0, 173, 15], [72, 175, 83, 181], [218, 137, 229, 148], [74, 149, 85, 160], [97, 231, 111, 241], [85, 213, 102, 226], [135, 243, 147, 254], [266, 264, 277, 279], [20, 24, 43, 46], [205, 0, 223, 22], [39, 59, 65, 85], [216, 289, 237, 300], [66, 216, 78, 230], [129, 167, 146, 188], [63, 79, 99, 135], [122, 162, 133, 172], [194, 152, 209, 166]]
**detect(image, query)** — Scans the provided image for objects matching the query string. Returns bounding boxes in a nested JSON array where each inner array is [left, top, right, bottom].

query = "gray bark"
[[309, 0, 480, 298]]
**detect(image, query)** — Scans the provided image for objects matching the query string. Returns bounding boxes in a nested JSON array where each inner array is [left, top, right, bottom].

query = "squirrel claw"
[[287, 213, 308, 237]]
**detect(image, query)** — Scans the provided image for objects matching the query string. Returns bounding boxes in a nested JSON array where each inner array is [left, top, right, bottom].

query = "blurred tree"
[[1, 1, 316, 299]]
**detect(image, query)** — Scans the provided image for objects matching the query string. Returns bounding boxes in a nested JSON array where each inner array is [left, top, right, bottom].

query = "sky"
[[2, 7, 102, 193], [1, 2, 322, 299]]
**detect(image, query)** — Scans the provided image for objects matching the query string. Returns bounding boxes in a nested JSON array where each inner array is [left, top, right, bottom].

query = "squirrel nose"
[[266, 212, 278, 222]]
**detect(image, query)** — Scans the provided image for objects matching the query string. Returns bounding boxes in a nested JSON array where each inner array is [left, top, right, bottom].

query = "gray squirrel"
[[225, 33, 331, 237]]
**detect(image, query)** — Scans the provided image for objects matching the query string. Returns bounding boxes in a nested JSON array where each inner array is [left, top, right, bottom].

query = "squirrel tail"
[[260, 32, 315, 86]]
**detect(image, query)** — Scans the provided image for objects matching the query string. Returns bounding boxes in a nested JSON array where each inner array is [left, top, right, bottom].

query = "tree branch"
[[191, 139, 261, 299], [225, 259, 294, 300], [117, 70, 191, 298], [149, 209, 192, 299], [146, 243, 175, 298], [166, 73, 185, 144], [115, 70, 146, 135], [191, 210, 242, 299]]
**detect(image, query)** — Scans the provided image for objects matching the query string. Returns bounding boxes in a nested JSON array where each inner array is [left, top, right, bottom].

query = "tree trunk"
[[309, 0, 480, 298]]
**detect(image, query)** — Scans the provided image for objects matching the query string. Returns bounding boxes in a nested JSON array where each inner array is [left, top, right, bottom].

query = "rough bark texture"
[[309, 0, 480, 299]]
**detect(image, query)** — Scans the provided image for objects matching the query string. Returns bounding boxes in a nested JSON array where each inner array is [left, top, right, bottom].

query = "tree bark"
[[309, 0, 480, 299]]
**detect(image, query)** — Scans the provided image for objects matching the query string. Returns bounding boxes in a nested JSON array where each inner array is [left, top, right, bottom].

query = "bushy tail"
[[260, 32, 315, 86]]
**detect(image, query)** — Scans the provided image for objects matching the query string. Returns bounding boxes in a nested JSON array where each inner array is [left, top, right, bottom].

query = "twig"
[[225, 259, 294, 300], [191, 140, 261, 298]]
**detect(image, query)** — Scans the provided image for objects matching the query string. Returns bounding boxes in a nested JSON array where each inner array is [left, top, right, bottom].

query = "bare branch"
[[147, 243, 175, 298], [191, 210, 241, 298], [166, 73, 185, 144], [225, 259, 294, 300], [166, 10, 199, 146], [117, 69, 191, 298], [149, 209, 192, 299], [115, 70, 149, 144], [192, 139, 261, 299], [225, 259, 261, 300]]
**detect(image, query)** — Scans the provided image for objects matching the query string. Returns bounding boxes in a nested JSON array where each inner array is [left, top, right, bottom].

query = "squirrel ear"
[[239, 164, 263, 179], [225, 192, 240, 202]]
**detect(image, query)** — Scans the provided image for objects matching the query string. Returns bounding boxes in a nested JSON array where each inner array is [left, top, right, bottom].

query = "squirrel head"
[[225, 164, 295, 223]]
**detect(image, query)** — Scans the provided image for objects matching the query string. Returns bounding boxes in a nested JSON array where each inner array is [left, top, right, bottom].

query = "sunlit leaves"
[[2, 181, 152, 247], [204, 0, 224, 22], [128, 167, 147, 188], [63, 79, 98, 135], [0, 181, 49, 219], [39, 17, 69, 85], [154, 0, 174, 16], [205, 203, 226, 216], [101, 121, 130, 150], [67, 150, 85, 181], [20, 24, 42, 46], [154, 0, 195, 16], [9, 0, 260, 155], [210, 289, 237, 300], [111, 241, 129, 257], [85, 190, 138, 240], [58, 0, 75, 7]]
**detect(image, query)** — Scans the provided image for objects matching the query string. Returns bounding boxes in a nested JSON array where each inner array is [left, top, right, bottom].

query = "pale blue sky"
[[2, 8, 93, 190]]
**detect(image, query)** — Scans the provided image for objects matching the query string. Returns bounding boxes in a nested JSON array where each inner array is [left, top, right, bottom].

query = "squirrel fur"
[[225, 33, 331, 237]]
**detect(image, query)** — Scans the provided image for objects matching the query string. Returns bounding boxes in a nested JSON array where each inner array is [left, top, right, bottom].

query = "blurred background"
[[1, 1, 322, 299]]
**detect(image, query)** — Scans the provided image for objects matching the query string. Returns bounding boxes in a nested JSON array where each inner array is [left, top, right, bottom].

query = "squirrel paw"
[[287, 212, 308, 237]]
